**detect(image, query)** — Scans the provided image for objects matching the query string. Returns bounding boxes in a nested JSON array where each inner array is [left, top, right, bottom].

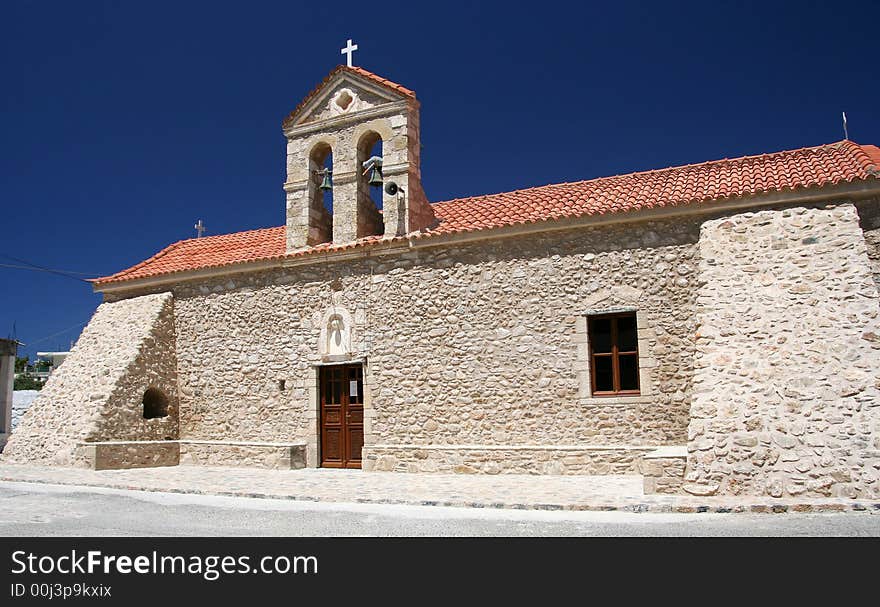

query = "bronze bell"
[[318, 169, 332, 191], [367, 165, 383, 187]]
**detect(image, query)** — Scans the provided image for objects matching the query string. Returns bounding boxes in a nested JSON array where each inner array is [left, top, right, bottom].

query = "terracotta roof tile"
[[93, 140, 880, 286], [282, 65, 415, 129]]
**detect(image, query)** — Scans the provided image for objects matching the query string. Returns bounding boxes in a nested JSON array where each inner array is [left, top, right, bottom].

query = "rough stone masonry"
[[2, 293, 179, 466], [3, 65, 879, 500], [685, 204, 880, 499]]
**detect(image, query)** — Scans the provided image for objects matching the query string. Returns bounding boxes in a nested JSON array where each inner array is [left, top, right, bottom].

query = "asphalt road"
[[0, 481, 877, 537]]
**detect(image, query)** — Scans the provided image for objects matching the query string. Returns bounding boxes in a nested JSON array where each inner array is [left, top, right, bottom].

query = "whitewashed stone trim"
[[352, 119, 394, 144], [304, 359, 375, 468], [644, 445, 688, 459], [577, 395, 655, 407], [318, 305, 355, 361], [305, 365, 320, 468], [79, 439, 307, 447], [368, 443, 655, 451], [363, 444, 657, 474], [285, 100, 411, 137]]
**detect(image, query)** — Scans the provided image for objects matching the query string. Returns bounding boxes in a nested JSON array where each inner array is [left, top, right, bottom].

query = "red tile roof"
[[93, 140, 880, 286], [282, 65, 416, 129]]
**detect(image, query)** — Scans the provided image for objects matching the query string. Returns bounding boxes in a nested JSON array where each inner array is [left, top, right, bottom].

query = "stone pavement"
[[0, 464, 878, 514]]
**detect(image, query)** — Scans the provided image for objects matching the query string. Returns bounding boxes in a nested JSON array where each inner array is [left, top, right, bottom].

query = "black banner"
[[0, 537, 873, 604]]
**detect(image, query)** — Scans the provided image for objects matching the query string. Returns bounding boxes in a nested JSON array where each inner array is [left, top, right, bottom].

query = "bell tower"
[[282, 65, 435, 251]]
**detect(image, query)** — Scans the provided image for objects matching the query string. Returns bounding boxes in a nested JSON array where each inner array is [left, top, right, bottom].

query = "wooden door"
[[319, 365, 364, 469]]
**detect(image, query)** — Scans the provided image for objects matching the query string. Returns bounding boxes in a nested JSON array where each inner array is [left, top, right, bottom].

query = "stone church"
[[4, 64, 880, 500]]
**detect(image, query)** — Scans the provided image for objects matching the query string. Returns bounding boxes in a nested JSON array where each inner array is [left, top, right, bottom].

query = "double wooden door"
[[319, 365, 364, 469]]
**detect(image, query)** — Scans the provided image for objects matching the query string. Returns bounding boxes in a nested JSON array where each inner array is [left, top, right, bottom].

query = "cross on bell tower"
[[340, 39, 358, 67]]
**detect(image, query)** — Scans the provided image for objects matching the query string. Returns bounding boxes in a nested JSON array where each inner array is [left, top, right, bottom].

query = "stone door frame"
[[306, 358, 373, 469]]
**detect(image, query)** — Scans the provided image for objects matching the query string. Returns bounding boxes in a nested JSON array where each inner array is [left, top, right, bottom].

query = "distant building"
[[33, 351, 69, 380]]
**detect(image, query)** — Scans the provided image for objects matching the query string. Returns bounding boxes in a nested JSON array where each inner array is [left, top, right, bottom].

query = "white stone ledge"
[[643, 446, 688, 459], [581, 306, 637, 316], [79, 439, 307, 448], [283, 100, 410, 137], [578, 395, 656, 406], [367, 444, 660, 452], [180, 439, 308, 448]]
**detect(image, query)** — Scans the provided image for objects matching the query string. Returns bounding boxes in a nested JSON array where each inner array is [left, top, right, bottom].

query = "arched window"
[[142, 388, 169, 419], [356, 131, 384, 237], [307, 142, 334, 244]]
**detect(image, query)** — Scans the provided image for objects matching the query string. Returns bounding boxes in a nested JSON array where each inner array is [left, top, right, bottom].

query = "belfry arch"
[[307, 142, 334, 245], [356, 130, 384, 238], [282, 65, 436, 252]]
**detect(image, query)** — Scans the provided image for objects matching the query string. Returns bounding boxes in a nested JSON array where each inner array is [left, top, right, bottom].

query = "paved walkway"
[[0, 464, 877, 514]]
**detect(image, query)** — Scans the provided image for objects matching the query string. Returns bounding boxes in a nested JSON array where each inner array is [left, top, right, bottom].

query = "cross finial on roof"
[[194, 219, 205, 238], [341, 39, 358, 67]]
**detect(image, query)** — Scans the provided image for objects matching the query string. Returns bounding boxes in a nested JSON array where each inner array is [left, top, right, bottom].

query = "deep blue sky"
[[2, 0, 878, 360]]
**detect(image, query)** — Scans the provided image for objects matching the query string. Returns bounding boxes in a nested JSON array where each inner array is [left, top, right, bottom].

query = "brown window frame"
[[588, 312, 641, 397]]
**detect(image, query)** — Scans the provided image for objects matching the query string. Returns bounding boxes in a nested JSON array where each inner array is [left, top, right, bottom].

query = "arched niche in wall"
[[142, 387, 169, 419], [318, 306, 355, 361]]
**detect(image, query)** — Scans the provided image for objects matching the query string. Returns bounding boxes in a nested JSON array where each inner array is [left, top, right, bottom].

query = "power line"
[[0, 263, 94, 276], [21, 321, 89, 348], [0, 254, 95, 283]]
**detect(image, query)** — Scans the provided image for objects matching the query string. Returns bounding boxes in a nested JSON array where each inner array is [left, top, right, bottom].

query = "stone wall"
[[118, 217, 701, 473], [178, 441, 306, 470], [858, 200, 880, 291], [76, 441, 180, 470], [69, 439, 304, 470], [685, 204, 880, 498], [364, 445, 654, 475], [9, 197, 879, 484], [640, 447, 687, 494], [1, 292, 179, 466]]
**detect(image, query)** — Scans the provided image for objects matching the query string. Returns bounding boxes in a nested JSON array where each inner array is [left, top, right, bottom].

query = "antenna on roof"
[[194, 219, 206, 238], [842, 111, 849, 140]]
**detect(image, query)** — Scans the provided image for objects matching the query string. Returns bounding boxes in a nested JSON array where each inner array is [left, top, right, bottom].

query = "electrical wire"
[[0, 255, 95, 283], [0, 263, 93, 275], [20, 321, 89, 348]]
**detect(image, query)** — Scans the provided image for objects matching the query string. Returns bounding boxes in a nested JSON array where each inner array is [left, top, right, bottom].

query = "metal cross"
[[194, 219, 205, 238], [340, 39, 358, 67]]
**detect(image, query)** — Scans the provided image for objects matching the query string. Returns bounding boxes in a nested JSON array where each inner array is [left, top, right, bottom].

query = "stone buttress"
[[684, 204, 880, 499], [1, 292, 179, 467]]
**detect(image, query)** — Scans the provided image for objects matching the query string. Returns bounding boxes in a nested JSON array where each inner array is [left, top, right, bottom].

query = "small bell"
[[318, 169, 332, 191], [367, 165, 383, 187]]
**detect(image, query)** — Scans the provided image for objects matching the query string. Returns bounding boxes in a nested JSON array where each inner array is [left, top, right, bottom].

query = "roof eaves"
[[89, 239, 185, 284]]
